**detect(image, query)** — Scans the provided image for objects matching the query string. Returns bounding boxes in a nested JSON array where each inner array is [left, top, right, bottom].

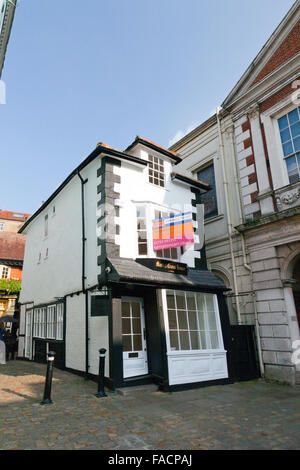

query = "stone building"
[[170, 0, 300, 385]]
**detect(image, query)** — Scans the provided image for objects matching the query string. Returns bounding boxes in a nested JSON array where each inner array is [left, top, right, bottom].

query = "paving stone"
[[0, 361, 300, 449]]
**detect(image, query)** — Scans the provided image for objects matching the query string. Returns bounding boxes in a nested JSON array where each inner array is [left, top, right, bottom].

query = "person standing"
[[0, 323, 6, 365]]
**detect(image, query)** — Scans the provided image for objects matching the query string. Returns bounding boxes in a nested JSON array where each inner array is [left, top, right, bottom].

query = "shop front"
[[101, 257, 232, 391]]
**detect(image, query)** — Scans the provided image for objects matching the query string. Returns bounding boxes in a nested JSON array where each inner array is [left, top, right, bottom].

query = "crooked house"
[[18, 137, 246, 391]]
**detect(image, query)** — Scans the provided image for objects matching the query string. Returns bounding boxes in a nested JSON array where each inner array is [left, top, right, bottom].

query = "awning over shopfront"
[[102, 257, 228, 291]]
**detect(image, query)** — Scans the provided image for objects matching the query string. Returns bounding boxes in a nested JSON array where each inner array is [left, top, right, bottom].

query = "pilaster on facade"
[[246, 103, 275, 217]]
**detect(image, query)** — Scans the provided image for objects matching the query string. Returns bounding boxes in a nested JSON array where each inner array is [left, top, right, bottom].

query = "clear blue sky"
[[1, 0, 295, 214]]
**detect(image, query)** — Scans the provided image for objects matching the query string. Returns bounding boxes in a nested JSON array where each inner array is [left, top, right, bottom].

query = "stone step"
[[116, 383, 159, 396]]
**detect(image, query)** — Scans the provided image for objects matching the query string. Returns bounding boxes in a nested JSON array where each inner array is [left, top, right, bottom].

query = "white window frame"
[[134, 203, 183, 261], [1, 265, 10, 279], [162, 290, 225, 355], [46, 305, 56, 339], [56, 303, 64, 340], [148, 154, 165, 188], [261, 96, 300, 190]]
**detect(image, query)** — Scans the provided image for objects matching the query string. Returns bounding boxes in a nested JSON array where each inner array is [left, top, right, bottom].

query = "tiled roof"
[[0, 210, 31, 222], [135, 136, 180, 157], [125, 136, 182, 162], [0, 232, 26, 261]]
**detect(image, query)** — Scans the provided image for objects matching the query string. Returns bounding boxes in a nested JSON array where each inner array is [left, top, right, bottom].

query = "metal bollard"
[[95, 348, 107, 398], [41, 351, 56, 405]]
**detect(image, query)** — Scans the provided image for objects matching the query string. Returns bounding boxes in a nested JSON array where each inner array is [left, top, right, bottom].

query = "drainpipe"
[[77, 171, 89, 379], [228, 116, 265, 376], [216, 108, 242, 325]]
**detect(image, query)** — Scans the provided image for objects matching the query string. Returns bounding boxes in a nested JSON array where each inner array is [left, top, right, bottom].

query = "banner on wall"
[[152, 212, 194, 251]]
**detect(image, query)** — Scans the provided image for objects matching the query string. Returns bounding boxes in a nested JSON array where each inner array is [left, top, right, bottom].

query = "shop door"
[[230, 325, 260, 381], [122, 297, 148, 378]]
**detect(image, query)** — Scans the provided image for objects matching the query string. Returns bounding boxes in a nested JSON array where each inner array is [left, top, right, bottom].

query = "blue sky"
[[1, 0, 295, 214]]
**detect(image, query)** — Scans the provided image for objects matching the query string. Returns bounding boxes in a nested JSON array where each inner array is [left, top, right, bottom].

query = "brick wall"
[[261, 77, 300, 113], [234, 116, 260, 219], [251, 20, 300, 87]]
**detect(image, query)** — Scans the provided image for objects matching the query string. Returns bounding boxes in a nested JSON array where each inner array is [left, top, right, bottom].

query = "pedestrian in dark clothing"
[[5, 332, 17, 361]]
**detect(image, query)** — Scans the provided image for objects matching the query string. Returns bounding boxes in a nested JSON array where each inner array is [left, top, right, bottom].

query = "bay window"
[[165, 290, 222, 351]]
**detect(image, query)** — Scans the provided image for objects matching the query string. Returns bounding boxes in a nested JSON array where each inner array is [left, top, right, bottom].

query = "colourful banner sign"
[[152, 212, 194, 251]]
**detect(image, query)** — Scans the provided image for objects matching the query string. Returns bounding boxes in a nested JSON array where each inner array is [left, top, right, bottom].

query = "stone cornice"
[[236, 205, 300, 233]]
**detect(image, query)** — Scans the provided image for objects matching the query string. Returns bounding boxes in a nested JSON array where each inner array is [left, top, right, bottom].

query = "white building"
[[170, 1, 300, 385], [18, 137, 244, 391]]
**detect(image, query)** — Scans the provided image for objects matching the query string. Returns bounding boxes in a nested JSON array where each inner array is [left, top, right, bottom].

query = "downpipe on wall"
[[224, 111, 264, 377], [216, 108, 242, 325], [77, 171, 89, 379]]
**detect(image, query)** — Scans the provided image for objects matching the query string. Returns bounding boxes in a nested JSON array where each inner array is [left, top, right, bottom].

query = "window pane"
[[122, 335, 132, 352], [294, 136, 300, 152], [122, 318, 131, 334], [283, 141, 293, 157], [176, 292, 186, 310], [188, 311, 198, 330], [190, 331, 200, 350], [166, 292, 175, 309], [280, 128, 291, 143], [196, 293, 205, 311], [170, 331, 179, 350], [207, 310, 217, 330], [138, 244, 147, 255], [133, 335, 142, 351], [210, 331, 220, 349], [197, 311, 206, 330], [122, 302, 130, 317], [200, 331, 207, 349], [179, 331, 190, 350], [197, 164, 218, 219], [137, 207, 146, 218], [132, 318, 141, 334], [288, 109, 299, 125], [291, 121, 300, 139], [278, 115, 288, 130], [131, 302, 141, 318], [177, 310, 188, 330], [206, 294, 214, 311], [168, 310, 178, 329], [186, 293, 196, 310]]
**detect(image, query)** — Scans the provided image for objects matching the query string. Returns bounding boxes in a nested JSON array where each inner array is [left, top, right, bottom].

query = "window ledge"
[[204, 214, 224, 225]]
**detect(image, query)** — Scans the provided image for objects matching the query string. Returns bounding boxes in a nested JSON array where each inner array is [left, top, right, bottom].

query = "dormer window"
[[148, 155, 165, 188]]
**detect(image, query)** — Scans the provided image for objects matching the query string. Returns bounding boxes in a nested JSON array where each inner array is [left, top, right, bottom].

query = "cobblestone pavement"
[[0, 361, 300, 450]]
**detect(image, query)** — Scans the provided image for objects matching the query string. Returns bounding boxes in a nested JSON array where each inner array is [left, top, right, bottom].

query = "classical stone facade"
[[171, 1, 300, 385]]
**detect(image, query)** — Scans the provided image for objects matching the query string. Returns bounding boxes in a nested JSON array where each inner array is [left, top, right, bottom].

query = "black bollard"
[[95, 348, 107, 398], [41, 351, 56, 405]]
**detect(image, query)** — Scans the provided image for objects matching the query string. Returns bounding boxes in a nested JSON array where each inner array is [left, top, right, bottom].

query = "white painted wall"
[[117, 146, 200, 268], [20, 157, 101, 305], [65, 294, 85, 372], [88, 292, 109, 377]]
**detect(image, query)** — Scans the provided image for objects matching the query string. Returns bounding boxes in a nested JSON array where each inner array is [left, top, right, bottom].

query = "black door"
[[34, 340, 47, 364], [229, 325, 260, 381]]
